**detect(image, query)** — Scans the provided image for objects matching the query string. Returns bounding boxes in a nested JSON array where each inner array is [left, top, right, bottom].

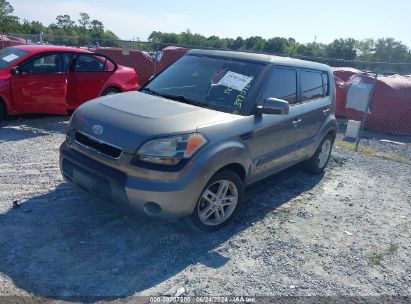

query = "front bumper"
[[59, 142, 206, 218]]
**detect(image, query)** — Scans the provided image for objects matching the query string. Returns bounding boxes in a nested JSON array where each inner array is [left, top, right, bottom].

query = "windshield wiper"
[[140, 87, 162, 96], [141, 88, 208, 109], [157, 93, 209, 109]]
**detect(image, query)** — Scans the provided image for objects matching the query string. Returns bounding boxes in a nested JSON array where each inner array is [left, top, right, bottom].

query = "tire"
[[303, 133, 335, 174], [101, 87, 121, 96], [191, 170, 244, 232], [0, 101, 5, 127]]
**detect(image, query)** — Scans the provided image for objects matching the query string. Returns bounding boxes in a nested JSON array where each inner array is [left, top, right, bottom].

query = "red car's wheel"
[[0, 101, 6, 121], [101, 87, 121, 96]]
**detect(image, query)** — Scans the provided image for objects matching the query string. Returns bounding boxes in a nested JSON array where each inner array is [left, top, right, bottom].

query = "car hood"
[[71, 91, 239, 154]]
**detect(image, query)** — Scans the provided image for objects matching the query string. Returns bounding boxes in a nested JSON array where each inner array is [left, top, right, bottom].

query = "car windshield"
[[142, 55, 266, 115], [0, 48, 29, 70]]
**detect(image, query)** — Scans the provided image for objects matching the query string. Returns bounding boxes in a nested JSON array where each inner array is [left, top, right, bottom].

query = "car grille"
[[74, 131, 122, 159]]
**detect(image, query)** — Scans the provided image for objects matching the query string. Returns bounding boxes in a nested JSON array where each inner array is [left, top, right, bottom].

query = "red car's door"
[[11, 52, 71, 114], [67, 54, 117, 109]]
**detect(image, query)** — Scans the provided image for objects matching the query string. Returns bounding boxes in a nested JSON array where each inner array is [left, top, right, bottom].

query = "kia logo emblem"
[[92, 124, 104, 135]]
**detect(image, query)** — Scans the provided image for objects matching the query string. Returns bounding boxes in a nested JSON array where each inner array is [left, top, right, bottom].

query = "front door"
[[11, 52, 71, 114], [247, 67, 305, 181], [67, 54, 116, 109]]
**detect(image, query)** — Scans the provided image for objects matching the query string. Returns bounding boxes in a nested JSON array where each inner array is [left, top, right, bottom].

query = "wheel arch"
[[101, 86, 123, 96], [215, 163, 247, 182]]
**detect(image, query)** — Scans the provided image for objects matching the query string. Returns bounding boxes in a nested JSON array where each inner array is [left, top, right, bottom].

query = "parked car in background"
[[0, 45, 138, 120], [60, 49, 336, 231]]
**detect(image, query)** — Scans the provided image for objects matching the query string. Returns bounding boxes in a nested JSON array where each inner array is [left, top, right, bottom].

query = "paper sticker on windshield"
[[2, 54, 19, 62], [217, 71, 253, 91]]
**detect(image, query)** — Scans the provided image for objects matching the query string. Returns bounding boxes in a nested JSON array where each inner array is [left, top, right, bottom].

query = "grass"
[[367, 242, 399, 266], [335, 140, 410, 164], [387, 242, 399, 254], [368, 252, 384, 266]]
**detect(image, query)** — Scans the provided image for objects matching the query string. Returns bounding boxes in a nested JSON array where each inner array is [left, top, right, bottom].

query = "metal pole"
[[153, 42, 160, 76], [355, 70, 379, 151]]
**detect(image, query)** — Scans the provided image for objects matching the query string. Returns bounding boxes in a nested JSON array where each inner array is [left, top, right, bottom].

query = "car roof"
[[9, 44, 92, 55], [187, 49, 332, 72]]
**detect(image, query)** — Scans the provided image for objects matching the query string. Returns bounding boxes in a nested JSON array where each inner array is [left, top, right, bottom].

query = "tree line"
[[1, 0, 411, 64], [0, 0, 119, 46], [148, 31, 411, 63]]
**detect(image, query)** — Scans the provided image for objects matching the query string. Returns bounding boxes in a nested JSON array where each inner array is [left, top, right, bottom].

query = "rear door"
[[248, 66, 305, 181], [11, 52, 71, 114], [299, 69, 331, 156], [67, 53, 116, 109]]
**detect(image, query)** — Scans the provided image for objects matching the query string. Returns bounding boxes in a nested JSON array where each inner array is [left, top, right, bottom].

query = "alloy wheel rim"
[[197, 179, 238, 226], [318, 139, 331, 168]]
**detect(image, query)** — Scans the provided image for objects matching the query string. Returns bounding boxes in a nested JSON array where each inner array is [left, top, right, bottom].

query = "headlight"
[[137, 133, 207, 165]]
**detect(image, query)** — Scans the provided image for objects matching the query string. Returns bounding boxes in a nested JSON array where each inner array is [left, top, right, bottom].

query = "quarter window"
[[322, 73, 329, 96], [263, 68, 297, 104], [301, 70, 324, 101]]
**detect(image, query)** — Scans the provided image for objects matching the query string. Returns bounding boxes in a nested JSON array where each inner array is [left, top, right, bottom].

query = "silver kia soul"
[[60, 49, 337, 231]]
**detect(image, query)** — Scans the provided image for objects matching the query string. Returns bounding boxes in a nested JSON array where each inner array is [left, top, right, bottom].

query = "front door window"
[[21, 53, 71, 75]]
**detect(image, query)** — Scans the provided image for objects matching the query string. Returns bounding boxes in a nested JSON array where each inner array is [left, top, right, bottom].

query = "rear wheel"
[[303, 134, 335, 174], [101, 87, 121, 96], [191, 170, 244, 232]]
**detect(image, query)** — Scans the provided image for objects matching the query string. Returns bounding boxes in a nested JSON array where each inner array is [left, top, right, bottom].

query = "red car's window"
[[74, 54, 115, 72], [21, 53, 72, 75], [0, 48, 29, 70], [104, 59, 115, 71]]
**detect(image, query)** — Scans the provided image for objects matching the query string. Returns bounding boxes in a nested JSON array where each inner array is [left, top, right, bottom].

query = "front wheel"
[[303, 134, 335, 174], [0, 102, 6, 127], [191, 170, 244, 232]]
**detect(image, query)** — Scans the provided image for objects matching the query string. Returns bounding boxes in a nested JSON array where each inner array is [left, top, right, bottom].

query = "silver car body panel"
[[60, 50, 337, 218]]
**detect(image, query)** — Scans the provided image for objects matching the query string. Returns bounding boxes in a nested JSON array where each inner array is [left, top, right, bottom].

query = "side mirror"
[[10, 66, 20, 76], [256, 97, 289, 115]]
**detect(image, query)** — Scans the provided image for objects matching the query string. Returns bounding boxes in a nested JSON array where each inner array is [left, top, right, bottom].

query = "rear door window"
[[263, 67, 297, 104], [73, 54, 115, 72], [301, 70, 324, 101]]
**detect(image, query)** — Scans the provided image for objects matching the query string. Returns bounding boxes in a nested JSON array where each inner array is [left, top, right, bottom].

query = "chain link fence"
[[1, 33, 411, 162]]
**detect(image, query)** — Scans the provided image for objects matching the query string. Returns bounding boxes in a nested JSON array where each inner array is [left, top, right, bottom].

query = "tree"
[[355, 38, 375, 61], [20, 20, 45, 34], [244, 36, 266, 51], [374, 38, 409, 62], [90, 19, 104, 33], [295, 42, 326, 57], [78, 13, 90, 31], [326, 38, 357, 60], [231, 36, 244, 50], [263, 37, 288, 54], [0, 0, 19, 32], [56, 14, 75, 30], [0, 0, 12, 17]]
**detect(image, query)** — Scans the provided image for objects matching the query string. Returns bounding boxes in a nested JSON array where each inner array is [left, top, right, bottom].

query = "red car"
[[0, 45, 138, 119]]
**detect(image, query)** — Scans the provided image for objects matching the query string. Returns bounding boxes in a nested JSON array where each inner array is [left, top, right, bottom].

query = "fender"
[[194, 139, 252, 185], [307, 115, 338, 157], [0, 79, 14, 115]]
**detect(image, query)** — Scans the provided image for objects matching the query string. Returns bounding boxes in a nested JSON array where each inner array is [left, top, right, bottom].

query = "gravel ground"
[[0, 116, 410, 301]]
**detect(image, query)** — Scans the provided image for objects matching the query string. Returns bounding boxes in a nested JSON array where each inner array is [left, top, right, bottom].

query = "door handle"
[[323, 108, 330, 115], [292, 118, 302, 127]]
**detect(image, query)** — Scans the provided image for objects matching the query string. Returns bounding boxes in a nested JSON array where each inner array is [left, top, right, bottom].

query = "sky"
[[9, 0, 411, 47]]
